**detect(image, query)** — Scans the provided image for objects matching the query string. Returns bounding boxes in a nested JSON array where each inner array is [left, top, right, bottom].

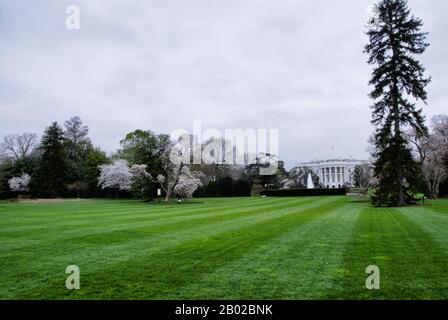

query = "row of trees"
[[0, 118, 108, 199], [0, 119, 287, 200], [0, 112, 446, 202]]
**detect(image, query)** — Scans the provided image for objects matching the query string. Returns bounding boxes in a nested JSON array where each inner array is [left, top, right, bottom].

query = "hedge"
[[261, 188, 347, 197], [194, 178, 251, 198]]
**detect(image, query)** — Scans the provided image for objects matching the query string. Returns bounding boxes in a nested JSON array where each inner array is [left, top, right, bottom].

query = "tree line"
[[0, 118, 286, 200], [0, 112, 446, 202]]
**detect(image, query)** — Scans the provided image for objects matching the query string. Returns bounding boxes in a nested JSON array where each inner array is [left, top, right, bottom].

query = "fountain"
[[307, 173, 315, 189]]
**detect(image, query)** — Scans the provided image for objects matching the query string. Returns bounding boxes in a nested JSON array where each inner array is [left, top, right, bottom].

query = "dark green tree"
[[365, 0, 430, 206], [217, 176, 234, 197], [30, 122, 67, 197], [234, 179, 251, 197], [118, 130, 170, 199], [118, 130, 170, 170], [84, 147, 109, 197], [245, 154, 286, 190]]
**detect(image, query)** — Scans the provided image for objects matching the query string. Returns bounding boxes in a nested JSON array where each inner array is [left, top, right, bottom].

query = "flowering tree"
[[105, 136, 205, 201], [98, 160, 133, 197], [173, 173, 205, 199], [128, 160, 204, 201], [134, 137, 203, 201], [8, 173, 31, 193]]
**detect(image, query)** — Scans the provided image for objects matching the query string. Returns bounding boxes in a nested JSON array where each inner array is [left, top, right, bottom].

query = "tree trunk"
[[426, 177, 433, 200], [389, 13, 406, 207]]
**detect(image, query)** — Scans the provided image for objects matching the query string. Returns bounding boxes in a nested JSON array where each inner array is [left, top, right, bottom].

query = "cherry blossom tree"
[[8, 173, 31, 193], [145, 137, 205, 201], [100, 136, 205, 201], [173, 173, 205, 199], [98, 160, 133, 197]]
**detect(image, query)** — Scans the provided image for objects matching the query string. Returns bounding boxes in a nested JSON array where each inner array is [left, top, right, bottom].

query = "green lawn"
[[0, 196, 447, 300]]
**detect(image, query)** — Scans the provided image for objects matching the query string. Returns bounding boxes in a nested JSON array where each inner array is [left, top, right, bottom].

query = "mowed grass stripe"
[[324, 206, 448, 300], [0, 197, 303, 234], [426, 200, 448, 216], [44, 197, 346, 299], [398, 205, 448, 256], [0, 197, 333, 271], [0, 197, 344, 299], [0, 198, 314, 253], [0, 198, 264, 229], [172, 202, 363, 299], [2, 198, 447, 300], [0, 197, 337, 298]]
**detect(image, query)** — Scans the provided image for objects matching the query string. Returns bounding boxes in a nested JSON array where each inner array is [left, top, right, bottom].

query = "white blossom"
[[8, 173, 31, 192], [157, 174, 166, 184], [174, 177, 203, 199], [98, 160, 133, 191], [130, 164, 150, 178]]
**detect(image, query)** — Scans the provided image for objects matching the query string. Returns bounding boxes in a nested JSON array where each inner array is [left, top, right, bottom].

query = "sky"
[[0, 0, 447, 169]]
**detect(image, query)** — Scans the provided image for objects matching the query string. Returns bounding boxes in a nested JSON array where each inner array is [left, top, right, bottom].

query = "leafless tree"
[[0, 133, 37, 161], [408, 115, 448, 199], [64, 116, 90, 145]]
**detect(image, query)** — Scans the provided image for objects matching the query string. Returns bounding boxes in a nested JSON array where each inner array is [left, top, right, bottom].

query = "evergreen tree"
[[365, 0, 430, 206], [31, 122, 67, 197], [85, 147, 109, 197]]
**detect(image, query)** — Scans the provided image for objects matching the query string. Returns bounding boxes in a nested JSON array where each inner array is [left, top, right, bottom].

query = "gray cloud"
[[1, 0, 446, 168]]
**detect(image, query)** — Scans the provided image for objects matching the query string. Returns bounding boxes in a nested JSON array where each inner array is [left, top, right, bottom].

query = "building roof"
[[297, 158, 367, 167]]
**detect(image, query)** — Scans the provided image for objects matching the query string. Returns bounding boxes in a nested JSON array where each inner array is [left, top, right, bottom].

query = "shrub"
[[261, 188, 347, 197]]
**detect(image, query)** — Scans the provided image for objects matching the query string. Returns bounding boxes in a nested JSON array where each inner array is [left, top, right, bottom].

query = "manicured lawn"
[[0, 196, 447, 299]]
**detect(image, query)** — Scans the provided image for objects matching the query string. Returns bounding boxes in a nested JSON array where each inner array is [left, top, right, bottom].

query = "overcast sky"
[[1, 0, 446, 168]]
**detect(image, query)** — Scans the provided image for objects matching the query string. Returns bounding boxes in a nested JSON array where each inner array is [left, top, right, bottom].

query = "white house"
[[296, 159, 368, 188]]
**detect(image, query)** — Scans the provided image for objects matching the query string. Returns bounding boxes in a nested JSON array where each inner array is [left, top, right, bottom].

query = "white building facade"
[[297, 159, 367, 188]]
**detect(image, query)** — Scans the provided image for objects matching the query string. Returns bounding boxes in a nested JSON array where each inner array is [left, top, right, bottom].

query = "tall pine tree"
[[31, 122, 67, 198], [365, 0, 430, 206]]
